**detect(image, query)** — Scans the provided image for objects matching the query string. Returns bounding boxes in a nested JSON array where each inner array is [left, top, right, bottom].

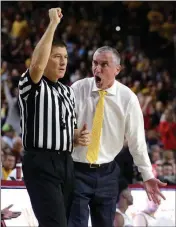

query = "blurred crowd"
[[1, 1, 176, 184]]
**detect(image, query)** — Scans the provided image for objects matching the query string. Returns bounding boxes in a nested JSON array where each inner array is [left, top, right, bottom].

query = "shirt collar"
[[43, 76, 59, 88], [92, 78, 117, 96]]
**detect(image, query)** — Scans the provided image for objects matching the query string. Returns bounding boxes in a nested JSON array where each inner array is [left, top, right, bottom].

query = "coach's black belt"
[[74, 161, 113, 169]]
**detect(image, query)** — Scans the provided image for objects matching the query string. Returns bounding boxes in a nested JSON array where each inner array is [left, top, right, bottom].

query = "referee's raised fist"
[[49, 8, 63, 24]]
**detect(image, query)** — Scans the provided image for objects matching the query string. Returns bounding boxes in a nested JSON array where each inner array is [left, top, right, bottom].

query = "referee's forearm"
[[30, 21, 58, 72], [73, 129, 79, 147]]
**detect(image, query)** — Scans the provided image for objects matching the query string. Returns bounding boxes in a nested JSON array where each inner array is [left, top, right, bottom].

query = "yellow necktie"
[[86, 90, 107, 163]]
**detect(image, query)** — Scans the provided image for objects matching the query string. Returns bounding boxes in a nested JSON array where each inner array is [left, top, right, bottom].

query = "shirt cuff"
[[141, 171, 155, 182]]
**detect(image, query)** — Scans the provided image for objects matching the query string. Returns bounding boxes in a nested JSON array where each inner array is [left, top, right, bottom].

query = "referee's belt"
[[24, 147, 71, 154], [74, 161, 113, 169]]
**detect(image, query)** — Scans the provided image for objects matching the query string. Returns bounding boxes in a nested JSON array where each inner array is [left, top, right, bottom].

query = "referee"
[[18, 8, 91, 227]]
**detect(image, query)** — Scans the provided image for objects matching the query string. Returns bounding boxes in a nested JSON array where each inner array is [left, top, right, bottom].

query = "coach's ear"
[[115, 64, 121, 77]]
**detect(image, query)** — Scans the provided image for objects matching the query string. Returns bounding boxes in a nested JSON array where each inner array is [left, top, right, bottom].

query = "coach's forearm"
[[30, 22, 58, 71]]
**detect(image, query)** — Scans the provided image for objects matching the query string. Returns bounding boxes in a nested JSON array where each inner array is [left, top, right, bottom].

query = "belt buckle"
[[89, 163, 100, 168]]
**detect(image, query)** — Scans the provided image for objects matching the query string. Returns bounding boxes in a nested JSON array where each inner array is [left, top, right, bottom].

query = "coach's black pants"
[[68, 160, 120, 227], [22, 149, 74, 227]]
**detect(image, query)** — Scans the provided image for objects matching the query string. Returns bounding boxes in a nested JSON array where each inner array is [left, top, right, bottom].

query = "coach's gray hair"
[[94, 46, 121, 65]]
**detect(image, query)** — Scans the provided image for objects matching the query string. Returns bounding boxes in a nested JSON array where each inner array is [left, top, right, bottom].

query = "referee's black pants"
[[22, 148, 74, 227]]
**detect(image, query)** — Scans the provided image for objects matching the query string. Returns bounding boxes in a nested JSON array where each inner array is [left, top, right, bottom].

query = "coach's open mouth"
[[95, 76, 101, 83]]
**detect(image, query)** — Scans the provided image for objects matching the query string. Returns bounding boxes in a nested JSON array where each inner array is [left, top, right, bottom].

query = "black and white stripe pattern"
[[18, 69, 77, 152]]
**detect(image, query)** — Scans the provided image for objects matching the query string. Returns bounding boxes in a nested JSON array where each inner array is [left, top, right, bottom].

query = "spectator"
[[146, 130, 159, 148], [159, 109, 176, 150], [1, 138, 10, 151], [162, 150, 175, 165], [150, 101, 164, 128], [2, 153, 16, 180], [163, 162, 174, 176], [155, 163, 163, 178], [133, 196, 175, 226], [158, 162, 176, 185], [11, 136, 23, 163], [1, 124, 15, 148], [138, 93, 153, 130], [1, 101, 8, 127], [7, 165, 23, 181], [147, 4, 164, 33], [1, 61, 9, 81], [3, 81, 21, 135], [3, 147, 12, 156], [114, 178, 133, 227], [11, 13, 29, 40], [150, 148, 162, 164], [161, 15, 176, 41]]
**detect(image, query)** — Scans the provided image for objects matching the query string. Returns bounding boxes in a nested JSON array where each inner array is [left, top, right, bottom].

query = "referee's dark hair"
[[52, 38, 67, 49], [117, 178, 129, 203]]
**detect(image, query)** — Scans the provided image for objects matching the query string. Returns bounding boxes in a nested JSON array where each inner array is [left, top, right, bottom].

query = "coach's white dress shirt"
[[71, 78, 154, 181]]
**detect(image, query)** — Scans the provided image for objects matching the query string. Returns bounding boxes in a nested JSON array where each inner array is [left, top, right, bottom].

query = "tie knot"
[[98, 90, 107, 97]]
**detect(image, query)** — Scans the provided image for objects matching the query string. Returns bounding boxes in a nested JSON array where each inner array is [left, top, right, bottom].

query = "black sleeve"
[[18, 69, 42, 100]]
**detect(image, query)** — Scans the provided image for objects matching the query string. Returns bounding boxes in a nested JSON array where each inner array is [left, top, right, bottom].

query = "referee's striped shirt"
[[18, 69, 77, 152]]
